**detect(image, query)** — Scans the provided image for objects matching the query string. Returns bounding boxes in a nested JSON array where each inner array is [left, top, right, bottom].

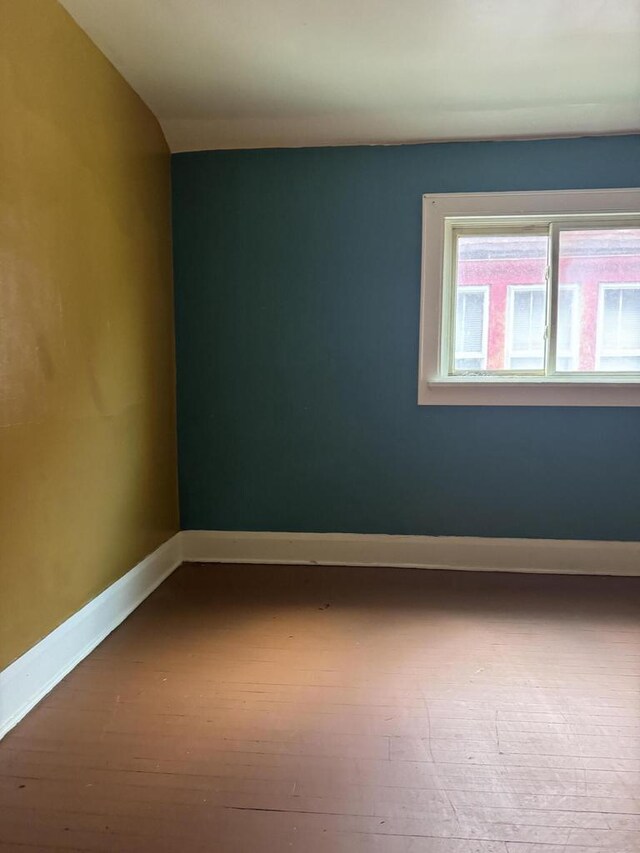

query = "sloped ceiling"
[[59, 0, 640, 151]]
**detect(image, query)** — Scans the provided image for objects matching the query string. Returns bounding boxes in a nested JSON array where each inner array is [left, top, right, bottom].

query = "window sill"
[[419, 377, 640, 406]]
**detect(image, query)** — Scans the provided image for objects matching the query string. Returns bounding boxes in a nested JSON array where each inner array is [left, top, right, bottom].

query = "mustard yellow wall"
[[0, 0, 179, 669]]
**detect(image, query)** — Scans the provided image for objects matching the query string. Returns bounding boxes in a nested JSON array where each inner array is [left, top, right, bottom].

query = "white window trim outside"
[[455, 285, 489, 369], [418, 188, 640, 406], [505, 284, 579, 371], [596, 282, 640, 370]]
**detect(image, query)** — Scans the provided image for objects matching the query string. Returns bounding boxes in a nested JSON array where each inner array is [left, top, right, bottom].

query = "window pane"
[[556, 287, 577, 369], [557, 289, 574, 351], [556, 355, 574, 371], [599, 355, 640, 371], [453, 233, 548, 372], [505, 285, 548, 370], [602, 288, 640, 351], [455, 357, 483, 370], [556, 228, 640, 373], [456, 290, 485, 355], [509, 356, 544, 370], [511, 289, 545, 353]]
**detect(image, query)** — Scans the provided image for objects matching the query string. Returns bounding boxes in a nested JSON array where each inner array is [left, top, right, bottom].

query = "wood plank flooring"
[[1, 562, 640, 852]]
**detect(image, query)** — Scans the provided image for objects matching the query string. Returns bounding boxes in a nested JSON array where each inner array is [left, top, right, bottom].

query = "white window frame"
[[505, 284, 579, 371], [454, 285, 489, 370], [418, 188, 640, 406], [596, 282, 640, 370]]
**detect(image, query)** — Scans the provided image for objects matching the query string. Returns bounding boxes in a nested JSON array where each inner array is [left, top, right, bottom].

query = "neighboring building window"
[[597, 284, 640, 371], [506, 285, 578, 371], [455, 287, 488, 370], [418, 188, 640, 406], [506, 286, 546, 370]]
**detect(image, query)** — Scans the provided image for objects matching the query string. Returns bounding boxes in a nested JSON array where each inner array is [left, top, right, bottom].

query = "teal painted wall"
[[172, 135, 640, 540]]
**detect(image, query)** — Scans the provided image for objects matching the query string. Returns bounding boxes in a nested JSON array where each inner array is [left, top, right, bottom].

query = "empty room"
[[1, 0, 640, 850]]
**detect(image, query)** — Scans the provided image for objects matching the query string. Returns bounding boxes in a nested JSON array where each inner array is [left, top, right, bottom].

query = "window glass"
[[453, 233, 548, 372], [556, 287, 577, 370], [455, 289, 486, 370], [509, 288, 545, 370], [556, 228, 640, 372]]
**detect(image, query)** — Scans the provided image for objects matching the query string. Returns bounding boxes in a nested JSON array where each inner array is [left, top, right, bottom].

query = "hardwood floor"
[[1, 562, 640, 852]]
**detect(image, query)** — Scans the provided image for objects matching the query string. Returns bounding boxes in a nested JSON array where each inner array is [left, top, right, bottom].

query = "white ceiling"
[[59, 0, 640, 152]]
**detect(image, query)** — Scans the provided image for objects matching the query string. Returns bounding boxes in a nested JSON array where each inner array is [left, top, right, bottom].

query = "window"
[[506, 286, 578, 371], [556, 286, 579, 372], [597, 284, 640, 371], [506, 286, 547, 370], [455, 287, 488, 370], [419, 189, 640, 406]]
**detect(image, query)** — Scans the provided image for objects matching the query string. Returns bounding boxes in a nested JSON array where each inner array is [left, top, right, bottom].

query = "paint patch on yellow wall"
[[0, 0, 179, 669]]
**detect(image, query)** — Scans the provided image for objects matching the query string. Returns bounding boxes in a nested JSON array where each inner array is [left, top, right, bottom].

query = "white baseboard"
[[0, 534, 182, 741], [181, 530, 640, 577], [3, 529, 638, 740]]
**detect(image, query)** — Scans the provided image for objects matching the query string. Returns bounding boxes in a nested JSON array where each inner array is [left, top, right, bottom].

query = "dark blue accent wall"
[[172, 135, 640, 540]]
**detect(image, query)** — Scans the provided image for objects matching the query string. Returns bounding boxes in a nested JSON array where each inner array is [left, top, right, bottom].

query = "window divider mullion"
[[546, 223, 560, 376]]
